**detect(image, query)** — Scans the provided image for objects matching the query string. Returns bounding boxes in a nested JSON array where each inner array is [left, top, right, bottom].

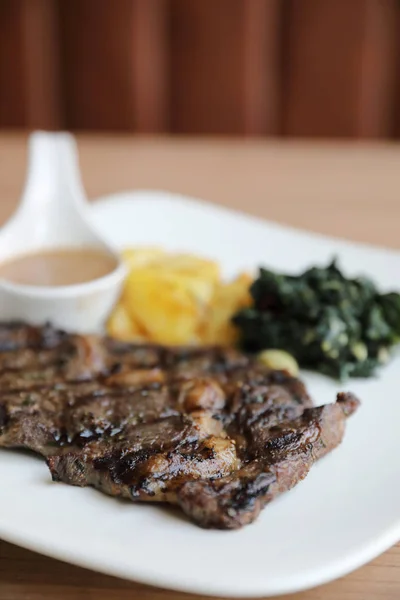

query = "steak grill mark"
[[0, 322, 359, 529]]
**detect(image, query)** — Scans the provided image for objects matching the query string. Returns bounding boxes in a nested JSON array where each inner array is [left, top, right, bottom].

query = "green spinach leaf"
[[233, 259, 400, 380]]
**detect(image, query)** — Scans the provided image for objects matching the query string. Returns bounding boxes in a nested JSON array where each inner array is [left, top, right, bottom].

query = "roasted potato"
[[199, 274, 252, 345], [123, 268, 206, 345], [107, 304, 145, 342], [107, 247, 252, 346]]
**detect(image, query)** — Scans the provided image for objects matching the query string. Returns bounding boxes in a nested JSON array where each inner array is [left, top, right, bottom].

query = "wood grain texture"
[[242, 0, 282, 134], [0, 2, 26, 126], [0, 0, 61, 128], [357, 0, 398, 136], [1, 133, 400, 599], [0, 0, 399, 136], [283, 0, 398, 137], [21, 0, 62, 129], [393, 6, 400, 137], [59, 0, 136, 130], [132, 0, 169, 132], [59, 0, 169, 132], [170, 0, 282, 135]]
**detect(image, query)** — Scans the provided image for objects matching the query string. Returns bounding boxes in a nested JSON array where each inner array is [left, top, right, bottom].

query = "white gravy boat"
[[0, 131, 126, 332]]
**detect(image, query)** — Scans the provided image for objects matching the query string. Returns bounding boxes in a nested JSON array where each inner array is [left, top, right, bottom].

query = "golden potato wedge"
[[123, 268, 205, 345], [199, 273, 252, 345], [107, 303, 146, 342], [108, 247, 253, 347]]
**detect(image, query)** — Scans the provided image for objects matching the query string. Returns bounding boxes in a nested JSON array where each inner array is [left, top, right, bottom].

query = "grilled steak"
[[0, 322, 359, 529], [177, 393, 358, 528]]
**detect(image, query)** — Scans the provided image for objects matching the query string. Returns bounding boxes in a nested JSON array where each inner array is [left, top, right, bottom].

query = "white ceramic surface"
[[1, 191, 399, 598], [0, 132, 125, 332]]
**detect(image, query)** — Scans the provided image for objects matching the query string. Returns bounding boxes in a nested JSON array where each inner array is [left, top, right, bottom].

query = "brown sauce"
[[0, 247, 117, 287]]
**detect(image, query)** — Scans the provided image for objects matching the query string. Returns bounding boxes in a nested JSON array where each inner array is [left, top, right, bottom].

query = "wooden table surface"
[[0, 133, 399, 600]]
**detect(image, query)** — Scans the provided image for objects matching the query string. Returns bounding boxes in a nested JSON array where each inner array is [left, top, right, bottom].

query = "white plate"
[[1, 191, 400, 598]]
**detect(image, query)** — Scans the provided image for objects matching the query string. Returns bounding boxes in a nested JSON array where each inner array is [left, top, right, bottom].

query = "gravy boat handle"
[[17, 131, 88, 219]]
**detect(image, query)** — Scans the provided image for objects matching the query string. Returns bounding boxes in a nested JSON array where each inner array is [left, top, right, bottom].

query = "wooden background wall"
[[0, 0, 399, 137]]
